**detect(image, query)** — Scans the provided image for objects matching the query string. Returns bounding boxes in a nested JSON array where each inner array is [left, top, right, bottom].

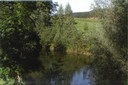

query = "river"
[[20, 52, 126, 85]]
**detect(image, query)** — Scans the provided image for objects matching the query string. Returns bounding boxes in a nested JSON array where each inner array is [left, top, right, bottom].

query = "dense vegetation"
[[0, 1, 56, 84], [91, 0, 127, 69], [0, 0, 127, 84], [90, 0, 127, 84]]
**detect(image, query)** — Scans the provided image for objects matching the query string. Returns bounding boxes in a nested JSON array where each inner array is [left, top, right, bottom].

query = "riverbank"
[[66, 48, 93, 56], [49, 45, 93, 56]]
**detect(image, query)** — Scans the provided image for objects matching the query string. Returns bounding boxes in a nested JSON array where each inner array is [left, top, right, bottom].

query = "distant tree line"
[[73, 12, 90, 18]]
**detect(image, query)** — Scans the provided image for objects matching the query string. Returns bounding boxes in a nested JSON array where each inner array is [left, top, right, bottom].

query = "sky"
[[52, 0, 95, 12]]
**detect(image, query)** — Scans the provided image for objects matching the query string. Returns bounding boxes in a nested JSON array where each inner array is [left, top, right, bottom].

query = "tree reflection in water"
[[21, 53, 127, 85], [91, 56, 127, 85]]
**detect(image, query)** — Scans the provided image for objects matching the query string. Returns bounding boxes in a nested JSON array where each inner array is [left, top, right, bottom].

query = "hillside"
[[73, 12, 90, 18]]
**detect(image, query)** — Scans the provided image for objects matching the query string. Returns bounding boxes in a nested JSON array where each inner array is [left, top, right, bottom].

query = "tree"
[[56, 4, 64, 27], [0, 2, 38, 69], [65, 3, 73, 15], [57, 4, 64, 16], [0, 1, 55, 71], [106, 0, 127, 58], [35, 1, 55, 29], [35, 1, 57, 51], [64, 3, 74, 25], [50, 4, 65, 52], [92, 0, 127, 58], [92, 0, 127, 75]]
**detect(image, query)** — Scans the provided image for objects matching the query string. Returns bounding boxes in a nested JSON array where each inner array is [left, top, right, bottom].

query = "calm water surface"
[[21, 52, 126, 85]]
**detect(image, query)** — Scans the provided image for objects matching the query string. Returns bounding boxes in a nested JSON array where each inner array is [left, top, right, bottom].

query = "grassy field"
[[74, 18, 102, 38], [74, 18, 99, 31]]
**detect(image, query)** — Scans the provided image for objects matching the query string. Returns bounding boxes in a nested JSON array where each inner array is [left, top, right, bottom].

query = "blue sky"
[[53, 0, 94, 12]]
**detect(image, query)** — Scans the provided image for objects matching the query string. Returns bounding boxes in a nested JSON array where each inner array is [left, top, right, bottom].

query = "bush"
[[0, 66, 15, 85], [54, 42, 66, 53]]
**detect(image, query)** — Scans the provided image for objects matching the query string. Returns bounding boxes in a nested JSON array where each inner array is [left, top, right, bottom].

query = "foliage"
[[91, 55, 127, 85], [0, 1, 56, 82], [92, 0, 127, 58], [65, 3, 72, 15], [57, 4, 64, 16], [0, 66, 15, 85], [91, 0, 128, 75], [0, 2, 43, 69], [65, 3, 74, 25], [53, 41, 67, 52], [39, 3, 77, 52]]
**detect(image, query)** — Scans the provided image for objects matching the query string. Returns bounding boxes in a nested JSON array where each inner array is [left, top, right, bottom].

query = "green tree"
[[50, 4, 66, 52], [105, 0, 127, 58], [0, 1, 55, 71], [65, 3, 73, 15], [57, 4, 64, 16], [92, 0, 127, 57], [64, 3, 74, 25], [35, 1, 57, 51], [92, 0, 127, 74], [0, 2, 40, 69], [56, 4, 64, 27]]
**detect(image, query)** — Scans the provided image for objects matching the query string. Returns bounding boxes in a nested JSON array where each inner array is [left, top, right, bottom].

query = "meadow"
[[74, 18, 102, 39], [74, 18, 98, 31]]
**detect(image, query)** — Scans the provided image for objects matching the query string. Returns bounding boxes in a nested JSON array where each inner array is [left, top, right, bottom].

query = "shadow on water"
[[20, 52, 127, 85], [90, 56, 127, 85], [21, 53, 92, 85]]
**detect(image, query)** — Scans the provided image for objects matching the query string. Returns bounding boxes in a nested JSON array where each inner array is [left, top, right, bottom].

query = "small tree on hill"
[[64, 3, 74, 25]]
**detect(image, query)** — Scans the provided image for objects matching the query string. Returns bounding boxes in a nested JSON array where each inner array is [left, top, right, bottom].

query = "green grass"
[[74, 18, 99, 31], [74, 18, 102, 39]]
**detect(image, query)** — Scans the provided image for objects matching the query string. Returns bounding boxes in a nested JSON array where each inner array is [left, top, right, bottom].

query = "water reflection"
[[21, 53, 127, 85], [22, 53, 92, 85], [91, 56, 127, 85], [70, 68, 92, 85]]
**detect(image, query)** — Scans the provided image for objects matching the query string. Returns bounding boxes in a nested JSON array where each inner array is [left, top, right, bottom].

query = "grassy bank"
[[65, 18, 100, 55], [74, 18, 98, 31]]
